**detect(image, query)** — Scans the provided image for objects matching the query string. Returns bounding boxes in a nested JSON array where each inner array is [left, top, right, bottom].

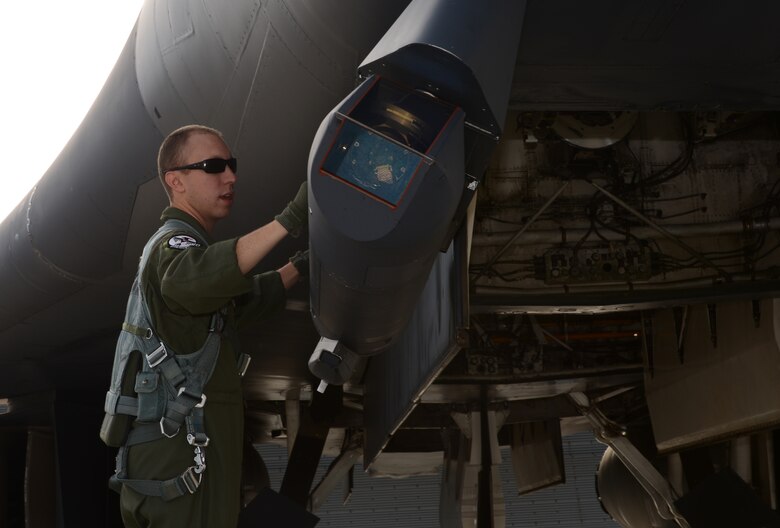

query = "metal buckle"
[[160, 417, 180, 438], [187, 432, 210, 447], [193, 445, 207, 473], [177, 387, 207, 408], [237, 354, 252, 377], [181, 466, 202, 494], [146, 344, 168, 368]]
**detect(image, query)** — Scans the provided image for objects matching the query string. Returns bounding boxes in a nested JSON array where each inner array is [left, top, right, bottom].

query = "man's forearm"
[[236, 220, 289, 274], [277, 261, 300, 290]]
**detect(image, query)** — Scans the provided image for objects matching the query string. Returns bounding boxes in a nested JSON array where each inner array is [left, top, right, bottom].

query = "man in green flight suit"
[[115, 124, 308, 527]]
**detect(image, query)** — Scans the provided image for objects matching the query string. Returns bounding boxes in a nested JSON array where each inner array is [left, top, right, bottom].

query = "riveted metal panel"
[[362, 240, 463, 466]]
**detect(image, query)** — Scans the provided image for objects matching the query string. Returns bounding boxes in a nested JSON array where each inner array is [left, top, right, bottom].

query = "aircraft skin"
[[2, 1, 780, 527]]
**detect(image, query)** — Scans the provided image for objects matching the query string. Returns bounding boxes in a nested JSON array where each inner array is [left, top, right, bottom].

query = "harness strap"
[[155, 328, 222, 438], [104, 391, 140, 416], [114, 444, 203, 501], [160, 395, 201, 437], [115, 395, 139, 416], [123, 408, 209, 448], [122, 469, 202, 501], [122, 322, 152, 339], [154, 348, 187, 388], [126, 423, 164, 446], [185, 407, 209, 447], [114, 407, 209, 501]]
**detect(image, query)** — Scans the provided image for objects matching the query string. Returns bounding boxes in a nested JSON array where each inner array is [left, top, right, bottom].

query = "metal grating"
[[257, 431, 620, 527], [503, 433, 619, 527]]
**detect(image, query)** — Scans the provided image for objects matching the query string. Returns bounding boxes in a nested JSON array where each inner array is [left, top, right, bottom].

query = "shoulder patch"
[[167, 234, 201, 250]]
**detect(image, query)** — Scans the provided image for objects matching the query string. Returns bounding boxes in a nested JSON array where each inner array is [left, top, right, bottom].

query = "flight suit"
[[120, 207, 286, 528]]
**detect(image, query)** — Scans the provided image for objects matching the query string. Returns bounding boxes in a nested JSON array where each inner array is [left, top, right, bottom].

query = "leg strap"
[[117, 462, 203, 501], [113, 412, 209, 502]]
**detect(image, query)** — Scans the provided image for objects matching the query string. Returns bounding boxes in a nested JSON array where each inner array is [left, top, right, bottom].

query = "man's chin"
[[216, 200, 234, 213]]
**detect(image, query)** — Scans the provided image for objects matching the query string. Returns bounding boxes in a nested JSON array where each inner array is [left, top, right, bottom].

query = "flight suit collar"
[[160, 207, 214, 245]]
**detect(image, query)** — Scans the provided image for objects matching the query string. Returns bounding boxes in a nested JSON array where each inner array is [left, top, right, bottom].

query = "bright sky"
[[0, 1, 145, 223]]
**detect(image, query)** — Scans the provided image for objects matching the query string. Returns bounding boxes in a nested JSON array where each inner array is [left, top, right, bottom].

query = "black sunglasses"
[[165, 157, 237, 174]]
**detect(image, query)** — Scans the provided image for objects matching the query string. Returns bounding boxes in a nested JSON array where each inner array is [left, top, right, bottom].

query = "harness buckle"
[[146, 344, 168, 368], [181, 466, 202, 494], [187, 432, 210, 447], [160, 417, 180, 438], [177, 387, 207, 408], [193, 445, 207, 473]]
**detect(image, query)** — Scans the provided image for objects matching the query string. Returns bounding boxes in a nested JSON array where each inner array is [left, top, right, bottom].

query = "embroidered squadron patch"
[[168, 235, 201, 250]]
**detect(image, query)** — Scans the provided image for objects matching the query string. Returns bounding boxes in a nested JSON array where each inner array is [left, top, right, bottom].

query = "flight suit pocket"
[[134, 371, 163, 422]]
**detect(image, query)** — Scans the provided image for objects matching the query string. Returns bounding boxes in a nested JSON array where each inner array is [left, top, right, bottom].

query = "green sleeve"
[[233, 271, 287, 329], [152, 236, 252, 316]]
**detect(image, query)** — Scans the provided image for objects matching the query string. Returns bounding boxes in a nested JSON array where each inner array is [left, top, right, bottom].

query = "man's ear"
[[165, 171, 184, 194]]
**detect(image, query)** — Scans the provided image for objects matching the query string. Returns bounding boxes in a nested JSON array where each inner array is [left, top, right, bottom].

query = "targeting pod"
[[306, 0, 525, 386], [308, 75, 465, 359]]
